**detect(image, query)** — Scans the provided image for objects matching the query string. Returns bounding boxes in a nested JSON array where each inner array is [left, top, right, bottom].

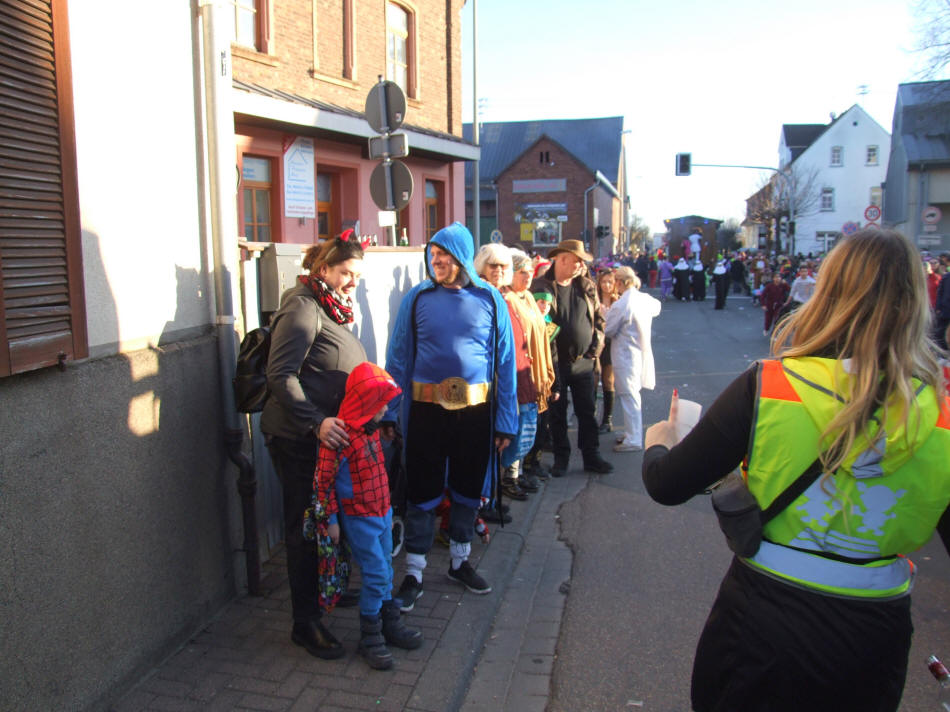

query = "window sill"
[[232, 44, 279, 68], [309, 70, 359, 89]]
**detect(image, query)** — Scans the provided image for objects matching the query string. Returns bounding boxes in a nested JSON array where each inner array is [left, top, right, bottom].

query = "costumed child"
[[314, 362, 422, 670], [760, 271, 790, 336]]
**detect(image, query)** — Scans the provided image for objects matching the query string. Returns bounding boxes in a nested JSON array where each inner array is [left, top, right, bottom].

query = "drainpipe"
[[583, 182, 597, 246], [197, 0, 261, 596]]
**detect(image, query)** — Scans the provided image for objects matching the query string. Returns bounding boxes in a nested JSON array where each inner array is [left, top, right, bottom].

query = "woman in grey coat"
[[262, 233, 367, 660]]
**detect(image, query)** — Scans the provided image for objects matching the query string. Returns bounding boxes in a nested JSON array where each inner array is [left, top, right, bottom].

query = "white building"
[[777, 104, 890, 256]]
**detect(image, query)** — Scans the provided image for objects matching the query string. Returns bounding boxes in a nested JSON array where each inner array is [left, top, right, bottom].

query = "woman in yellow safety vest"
[[643, 228, 950, 712]]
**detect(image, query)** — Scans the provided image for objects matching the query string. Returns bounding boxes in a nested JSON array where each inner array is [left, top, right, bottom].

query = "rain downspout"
[[197, 0, 261, 596]]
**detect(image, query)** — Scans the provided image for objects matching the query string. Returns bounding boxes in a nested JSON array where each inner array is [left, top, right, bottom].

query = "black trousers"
[[266, 434, 322, 623], [549, 357, 599, 465], [692, 558, 911, 712], [403, 401, 492, 554]]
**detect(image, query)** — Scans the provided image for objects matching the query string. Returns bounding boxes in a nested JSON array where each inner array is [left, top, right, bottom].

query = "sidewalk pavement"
[[112, 452, 590, 712]]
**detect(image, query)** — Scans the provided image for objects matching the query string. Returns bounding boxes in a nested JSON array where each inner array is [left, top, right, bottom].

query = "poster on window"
[[283, 137, 316, 218], [514, 203, 567, 245]]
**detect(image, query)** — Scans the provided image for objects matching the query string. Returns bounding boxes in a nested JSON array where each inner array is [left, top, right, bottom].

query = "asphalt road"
[[548, 288, 950, 712]]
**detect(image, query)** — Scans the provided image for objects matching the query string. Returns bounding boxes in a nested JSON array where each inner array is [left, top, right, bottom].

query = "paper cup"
[[674, 398, 702, 441]]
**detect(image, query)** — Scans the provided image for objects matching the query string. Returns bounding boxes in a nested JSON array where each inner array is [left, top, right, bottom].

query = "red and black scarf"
[[300, 274, 354, 325]]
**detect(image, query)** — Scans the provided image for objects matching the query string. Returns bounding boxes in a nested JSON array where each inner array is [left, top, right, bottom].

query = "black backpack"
[[233, 326, 271, 413]]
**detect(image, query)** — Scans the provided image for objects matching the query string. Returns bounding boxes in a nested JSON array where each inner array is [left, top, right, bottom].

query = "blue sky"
[[462, 0, 932, 233]]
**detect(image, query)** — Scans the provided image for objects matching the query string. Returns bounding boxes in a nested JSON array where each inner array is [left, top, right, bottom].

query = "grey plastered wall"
[[0, 334, 237, 712]]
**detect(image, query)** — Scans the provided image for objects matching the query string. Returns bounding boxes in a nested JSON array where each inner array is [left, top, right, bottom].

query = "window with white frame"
[[866, 145, 879, 165], [830, 146, 843, 166], [227, 0, 270, 53], [820, 187, 835, 211], [869, 186, 882, 207], [386, 3, 415, 97]]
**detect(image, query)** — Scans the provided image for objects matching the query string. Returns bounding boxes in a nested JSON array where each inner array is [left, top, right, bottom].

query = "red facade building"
[[231, 0, 475, 245]]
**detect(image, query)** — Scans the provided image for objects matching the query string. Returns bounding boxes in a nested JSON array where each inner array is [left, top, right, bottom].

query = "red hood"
[[339, 362, 402, 429]]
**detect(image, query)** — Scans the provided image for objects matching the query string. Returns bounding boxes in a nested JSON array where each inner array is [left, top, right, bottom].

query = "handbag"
[[711, 458, 823, 557], [303, 461, 352, 613]]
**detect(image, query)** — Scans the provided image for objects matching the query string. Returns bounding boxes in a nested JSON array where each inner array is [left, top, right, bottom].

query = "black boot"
[[358, 614, 394, 670], [599, 391, 614, 433], [291, 618, 344, 660], [381, 600, 423, 649]]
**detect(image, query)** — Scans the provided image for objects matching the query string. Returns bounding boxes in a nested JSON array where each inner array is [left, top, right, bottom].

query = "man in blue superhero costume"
[[383, 222, 518, 609]]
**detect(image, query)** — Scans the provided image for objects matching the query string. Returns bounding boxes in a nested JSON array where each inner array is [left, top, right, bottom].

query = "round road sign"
[[864, 205, 881, 222], [369, 160, 413, 211], [922, 205, 943, 225], [490, 229, 503, 243], [365, 80, 406, 133], [842, 221, 860, 236]]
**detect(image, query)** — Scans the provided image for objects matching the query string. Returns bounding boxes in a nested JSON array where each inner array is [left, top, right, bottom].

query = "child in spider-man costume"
[[315, 362, 421, 670]]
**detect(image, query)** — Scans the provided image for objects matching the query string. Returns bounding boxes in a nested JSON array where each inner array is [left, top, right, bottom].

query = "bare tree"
[[716, 218, 742, 252], [913, 0, 950, 78], [744, 165, 822, 253], [628, 214, 651, 250]]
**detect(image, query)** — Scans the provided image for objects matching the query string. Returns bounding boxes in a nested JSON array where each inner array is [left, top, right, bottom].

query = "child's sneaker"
[[394, 574, 423, 612]]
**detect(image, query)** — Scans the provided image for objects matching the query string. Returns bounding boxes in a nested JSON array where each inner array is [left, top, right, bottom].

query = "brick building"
[[232, 0, 475, 245], [463, 117, 628, 258]]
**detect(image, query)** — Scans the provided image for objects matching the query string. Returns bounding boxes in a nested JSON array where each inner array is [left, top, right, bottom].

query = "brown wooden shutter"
[[0, 0, 86, 377]]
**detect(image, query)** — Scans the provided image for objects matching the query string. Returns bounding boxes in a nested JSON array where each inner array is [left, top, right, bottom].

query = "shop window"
[[242, 157, 272, 241], [386, 2, 416, 97], [424, 180, 444, 241], [533, 220, 562, 246]]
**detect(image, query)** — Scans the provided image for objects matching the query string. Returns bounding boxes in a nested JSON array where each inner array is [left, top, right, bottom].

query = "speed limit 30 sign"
[[864, 205, 882, 222]]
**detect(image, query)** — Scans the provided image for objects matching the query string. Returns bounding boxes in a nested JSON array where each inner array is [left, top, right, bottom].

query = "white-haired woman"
[[643, 229, 950, 711], [604, 267, 661, 452], [474, 243, 536, 501]]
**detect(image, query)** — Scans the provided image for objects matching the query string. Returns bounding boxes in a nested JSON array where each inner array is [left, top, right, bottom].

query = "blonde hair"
[[771, 228, 943, 474], [613, 266, 638, 289]]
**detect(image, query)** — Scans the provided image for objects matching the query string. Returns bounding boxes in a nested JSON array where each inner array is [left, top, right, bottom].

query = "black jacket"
[[261, 283, 368, 441]]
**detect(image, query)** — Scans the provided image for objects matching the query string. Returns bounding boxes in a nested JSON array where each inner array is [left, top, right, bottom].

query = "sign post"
[[365, 77, 413, 245]]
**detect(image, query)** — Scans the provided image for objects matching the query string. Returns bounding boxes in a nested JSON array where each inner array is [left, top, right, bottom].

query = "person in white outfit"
[[605, 267, 662, 452]]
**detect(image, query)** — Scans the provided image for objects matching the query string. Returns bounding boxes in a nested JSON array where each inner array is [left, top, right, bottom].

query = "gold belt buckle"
[[437, 376, 470, 410]]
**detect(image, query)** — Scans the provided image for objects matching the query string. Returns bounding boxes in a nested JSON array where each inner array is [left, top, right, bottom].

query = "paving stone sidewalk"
[[112, 454, 588, 712]]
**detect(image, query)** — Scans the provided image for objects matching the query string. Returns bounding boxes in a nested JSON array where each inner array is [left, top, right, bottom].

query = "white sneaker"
[[613, 442, 642, 453]]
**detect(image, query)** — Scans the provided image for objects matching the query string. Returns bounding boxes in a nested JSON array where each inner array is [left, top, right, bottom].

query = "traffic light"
[[675, 153, 691, 176]]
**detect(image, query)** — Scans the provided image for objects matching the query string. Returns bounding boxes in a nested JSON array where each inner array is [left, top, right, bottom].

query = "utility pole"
[[471, 0, 479, 247]]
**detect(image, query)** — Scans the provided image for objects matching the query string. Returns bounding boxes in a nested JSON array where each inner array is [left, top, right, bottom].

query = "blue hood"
[[426, 222, 488, 288]]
